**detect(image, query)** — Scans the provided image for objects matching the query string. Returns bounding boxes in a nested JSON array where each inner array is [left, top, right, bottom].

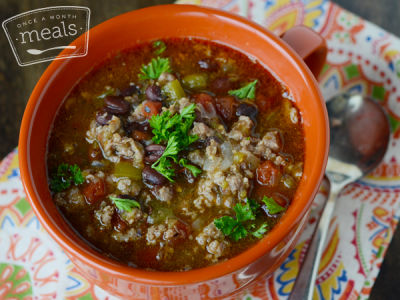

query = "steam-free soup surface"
[[47, 38, 304, 271]]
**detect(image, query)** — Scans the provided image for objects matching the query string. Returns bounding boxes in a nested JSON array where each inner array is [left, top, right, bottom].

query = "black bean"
[[145, 144, 166, 152], [142, 166, 167, 185], [119, 85, 138, 97], [144, 154, 161, 164], [145, 85, 163, 101], [137, 120, 151, 133], [117, 194, 135, 199], [144, 144, 165, 163], [124, 121, 151, 136], [187, 139, 208, 151], [104, 95, 130, 114], [96, 110, 112, 125], [236, 103, 258, 120], [198, 58, 218, 72]]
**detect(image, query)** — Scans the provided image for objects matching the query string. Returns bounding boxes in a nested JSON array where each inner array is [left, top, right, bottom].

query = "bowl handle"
[[281, 26, 327, 79]]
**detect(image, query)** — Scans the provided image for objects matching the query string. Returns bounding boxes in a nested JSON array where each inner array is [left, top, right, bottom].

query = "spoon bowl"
[[327, 94, 390, 188], [289, 93, 390, 300]]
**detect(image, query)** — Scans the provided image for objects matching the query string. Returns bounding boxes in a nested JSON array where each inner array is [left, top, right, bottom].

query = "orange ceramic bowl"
[[19, 4, 329, 299]]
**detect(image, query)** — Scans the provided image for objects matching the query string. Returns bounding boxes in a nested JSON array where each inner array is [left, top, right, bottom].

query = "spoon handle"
[[288, 188, 339, 300]]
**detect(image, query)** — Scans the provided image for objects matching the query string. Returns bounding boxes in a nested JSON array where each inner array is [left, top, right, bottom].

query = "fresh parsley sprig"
[[149, 104, 201, 181], [153, 40, 166, 55], [214, 199, 269, 241], [149, 110, 175, 144], [109, 196, 140, 212], [139, 57, 171, 80], [251, 223, 269, 238], [262, 195, 286, 214], [152, 135, 180, 182], [49, 163, 84, 193], [214, 215, 248, 241], [228, 79, 258, 100]]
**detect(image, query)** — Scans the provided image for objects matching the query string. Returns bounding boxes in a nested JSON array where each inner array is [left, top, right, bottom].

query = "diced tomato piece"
[[82, 179, 105, 204], [142, 100, 162, 118], [215, 96, 237, 121], [132, 130, 151, 141], [256, 161, 280, 187], [192, 93, 215, 113]]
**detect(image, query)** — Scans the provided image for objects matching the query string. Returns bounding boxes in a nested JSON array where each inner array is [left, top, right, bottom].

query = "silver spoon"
[[288, 93, 390, 300], [26, 45, 76, 55]]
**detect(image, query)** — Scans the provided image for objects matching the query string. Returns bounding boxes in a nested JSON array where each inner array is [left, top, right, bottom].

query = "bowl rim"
[[18, 4, 329, 286]]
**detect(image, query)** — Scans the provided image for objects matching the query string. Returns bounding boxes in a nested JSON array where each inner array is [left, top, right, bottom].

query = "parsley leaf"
[[262, 196, 286, 214], [50, 163, 84, 193], [162, 134, 180, 160], [109, 196, 140, 212], [149, 104, 200, 181], [149, 111, 173, 144], [234, 202, 256, 222], [153, 40, 166, 55], [179, 158, 202, 177], [228, 79, 258, 99], [213, 216, 247, 242], [70, 165, 84, 185], [214, 216, 238, 236], [214, 198, 271, 241], [251, 223, 268, 238], [153, 157, 176, 182], [152, 135, 180, 181], [248, 198, 260, 214], [230, 224, 248, 241], [139, 57, 171, 80], [180, 103, 197, 120]]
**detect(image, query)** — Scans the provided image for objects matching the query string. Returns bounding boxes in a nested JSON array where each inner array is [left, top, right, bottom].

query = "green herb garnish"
[[214, 200, 267, 241], [139, 57, 171, 80], [149, 111, 177, 144], [149, 103, 201, 181], [262, 195, 286, 214], [152, 135, 180, 182], [179, 158, 202, 177], [251, 223, 269, 238], [50, 163, 84, 193], [228, 79, 258, 99], [153, 40, 166, 55], [109, 196, 140, 212], [234, 201, 256, 222], [153, 156, 176, 182], [214, 216, 248, 241]]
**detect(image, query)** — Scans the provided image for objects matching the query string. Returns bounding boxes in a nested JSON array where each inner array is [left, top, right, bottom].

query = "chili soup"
[[46, 38, 304, 271]]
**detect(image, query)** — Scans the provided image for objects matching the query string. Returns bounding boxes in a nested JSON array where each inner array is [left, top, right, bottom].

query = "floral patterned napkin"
[[2, 0, 400, 299]]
